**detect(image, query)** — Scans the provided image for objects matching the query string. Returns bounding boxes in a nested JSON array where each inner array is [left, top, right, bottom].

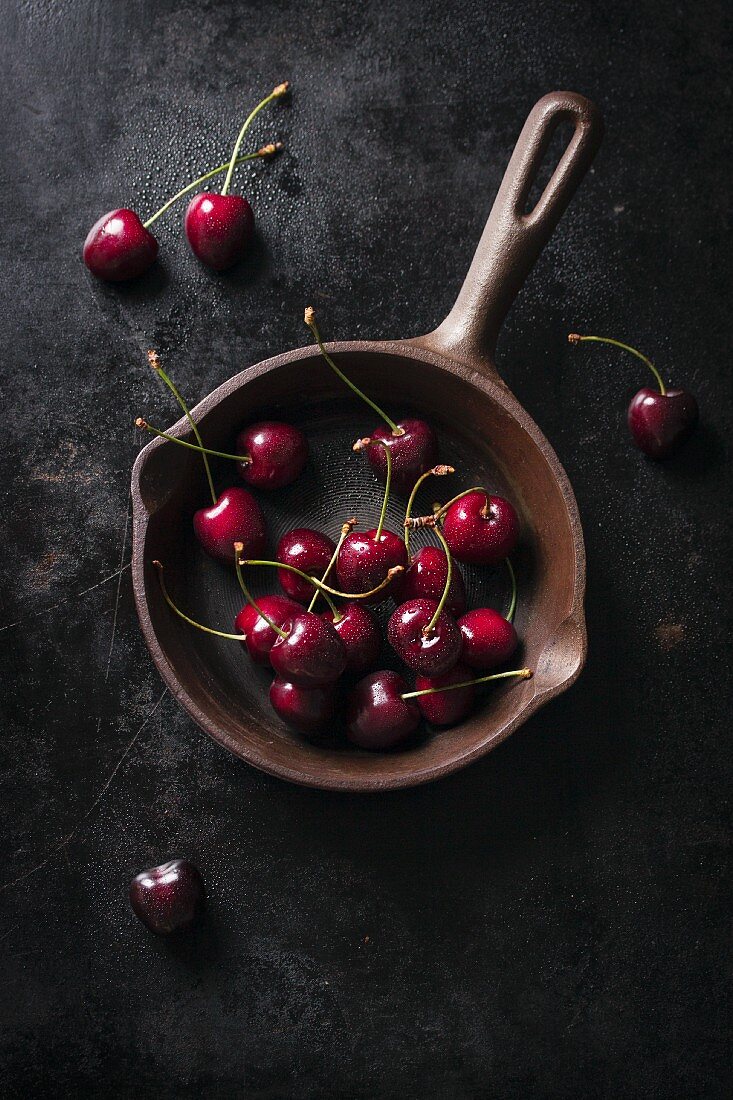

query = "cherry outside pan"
[[131, 91, 604, 791]]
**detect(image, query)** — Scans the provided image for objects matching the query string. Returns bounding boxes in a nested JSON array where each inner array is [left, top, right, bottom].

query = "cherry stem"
[[135, 419, 251, 463], [241, 557, 404, 601], [221, 82, 289, 196], [148, 350, 216, 505], [233, 544, 287, 637], [506, 558, 517, 623], [401, 667, 532, 700], [307, 518, 357, 615], [423, 526, 453, 636], [433, 486, 486, 521], [143, 145, 282, 229], [304, 307, 403, 435], [154, 560, 247, 641], [404, 465, 455, 553], [354, 438, 392, 541], [567, 334, 667, 396]]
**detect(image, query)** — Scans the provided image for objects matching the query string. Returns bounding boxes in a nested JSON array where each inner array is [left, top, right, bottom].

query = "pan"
[[131, 91, 603, 791]]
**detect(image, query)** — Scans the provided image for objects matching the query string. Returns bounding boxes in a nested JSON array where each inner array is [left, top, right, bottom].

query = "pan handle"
[[420, 91, 603, 368]]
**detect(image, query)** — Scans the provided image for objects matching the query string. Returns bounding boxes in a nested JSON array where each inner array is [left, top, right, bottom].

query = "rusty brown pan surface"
[[131, 91, 603, 791]]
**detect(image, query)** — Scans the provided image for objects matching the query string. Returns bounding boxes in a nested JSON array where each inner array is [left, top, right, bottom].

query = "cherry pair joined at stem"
[[84, 83, 289, 280], [568, 333, 698, 459]]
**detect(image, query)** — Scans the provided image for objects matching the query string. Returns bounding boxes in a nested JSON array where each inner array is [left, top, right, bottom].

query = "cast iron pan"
[[131, 91, 604, 791]]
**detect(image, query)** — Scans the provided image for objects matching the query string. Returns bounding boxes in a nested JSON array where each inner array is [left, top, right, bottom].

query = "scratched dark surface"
[[0, 0, 730, 1097]]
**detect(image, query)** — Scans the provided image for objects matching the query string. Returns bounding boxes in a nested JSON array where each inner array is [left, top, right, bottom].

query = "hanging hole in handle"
[[521, 118, 576, 215]]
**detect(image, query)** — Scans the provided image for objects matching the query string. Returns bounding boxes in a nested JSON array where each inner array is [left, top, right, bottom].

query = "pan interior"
[[138, 348, 580, 785]]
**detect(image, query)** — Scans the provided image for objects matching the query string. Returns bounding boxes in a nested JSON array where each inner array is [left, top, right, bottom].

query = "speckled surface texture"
[[0, 1, 730, 1096]]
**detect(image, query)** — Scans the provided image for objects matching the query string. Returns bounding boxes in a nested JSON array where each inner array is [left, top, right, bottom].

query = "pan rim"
[[131, 338, 587, 792]]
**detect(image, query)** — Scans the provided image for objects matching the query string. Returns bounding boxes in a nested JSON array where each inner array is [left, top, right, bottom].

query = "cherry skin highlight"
[[442, 491, 519, 566], [320, 602, 381, 674], [627, 387, 699, 459], [413, 663, 476, 726], [269, 678, 336, 736], [129, 858, 205, 935], [336, 529, 407, 603], [346, 670, 420, 751], [391, 545, 467, 617], [387, 597, 462, 676], [367, 418, 439, 496], [276, 528, 336, 603], [83, 209, 158, 281], [184, 193, 254, 271], [458, 607, 518, 670], [192, 487, 266, 566], [237, 421, 308, 489], [270, 611, 347, 686], [235, 595, 301, 665]]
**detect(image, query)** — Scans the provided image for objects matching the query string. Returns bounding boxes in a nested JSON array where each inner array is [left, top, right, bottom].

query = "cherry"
[[568, 333, 699, 459], [387, 597, 462, 676], [277, 528, 336, 602], [406, 666, 533, 727], [84, 210, 158, 282], [336, 439, 407, 601], [320, 602, 381, 674], [129, 858, 205, 935], [392, 545, 467, 616], [337, 530, 407, 603], [84, 145, 280, 281], [440, 489, 519, 566], [269, 611, 346, 686], [184, 193, 254, 271], [136, 417, 307, 491], [269, 678, 336, 736], [185, 83, 288, 270], [237, 421, 308, 489], [413, 663, 476, 726], [235, 594, 301, 665], [193, 486, 266, 566], [346, 670, 421, 751], [304, 307, 439, 493], [627, 388, 699, 459], [459, 608, 517, 670], [458, 558, 518, 670]]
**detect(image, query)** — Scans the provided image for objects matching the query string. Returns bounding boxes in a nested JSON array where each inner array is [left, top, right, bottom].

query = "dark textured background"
[[0, 1, 730, 1097]]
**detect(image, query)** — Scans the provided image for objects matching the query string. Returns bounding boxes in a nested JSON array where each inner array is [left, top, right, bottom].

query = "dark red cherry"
[[346, 670, 420, 750], [192, 486, 266, 566], [336, 529, 407, 603], [269, 678, 336, 736], [367, 418, 439, 495], [387, 597, 462, 676], [184, 192, 254, 271], [568, 334, 699, 460], [413, 663, 476, 726], [458, 607, 518, 670], [270, 611, 346, 686], [391, 545, 466, 616], [442, 491, 519, 566], [276, 528, 336, 603], [83, 209, 158, 281], [237, 421, 308, 489], [129, 858, 205, 935], [627, 387, 699, 459], [235, 595, 301, 665], [320, 602, 381, 674]]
